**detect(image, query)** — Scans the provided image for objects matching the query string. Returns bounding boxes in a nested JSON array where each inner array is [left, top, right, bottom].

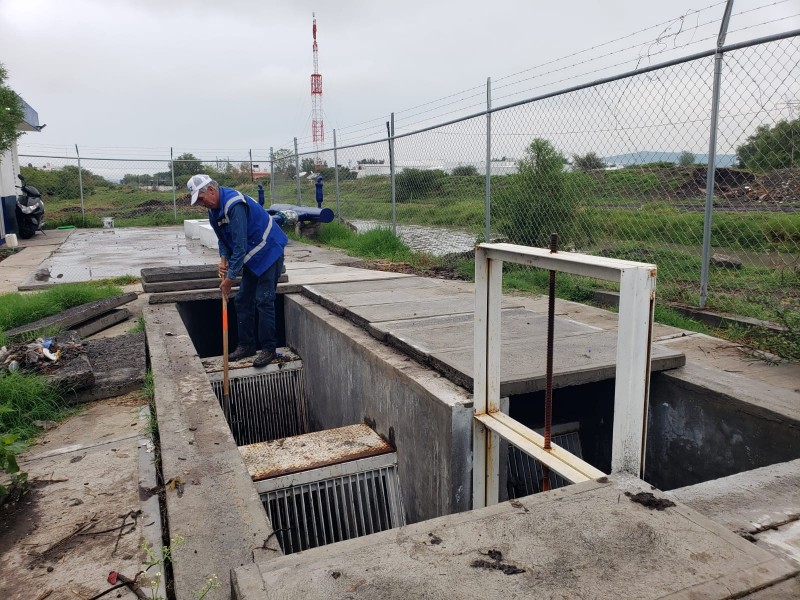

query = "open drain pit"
[[201, 344, 405, 556], [241, 425, 405, 555], [203, 351, 309, 445]]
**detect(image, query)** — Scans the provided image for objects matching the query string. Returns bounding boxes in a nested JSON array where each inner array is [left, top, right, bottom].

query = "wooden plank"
[[476, 412, 605, 483], [74, 308, 130, 338], [140, 265, 217, 283], [143, 278, 232, 293], [5, 292, 138, 339]]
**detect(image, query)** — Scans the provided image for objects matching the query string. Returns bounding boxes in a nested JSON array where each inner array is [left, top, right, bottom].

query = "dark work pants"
[[234, 256, 284, 352]]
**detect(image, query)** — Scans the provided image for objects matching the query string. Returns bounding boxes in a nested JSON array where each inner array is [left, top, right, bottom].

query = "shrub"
[[572, 152, 605, 171], [395, 169, 448, 202], [492, 138, 577, 248], [451, 165, 478, 177]]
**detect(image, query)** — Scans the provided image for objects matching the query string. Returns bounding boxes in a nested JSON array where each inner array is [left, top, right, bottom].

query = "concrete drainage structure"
[[143, 263, 800, 598]]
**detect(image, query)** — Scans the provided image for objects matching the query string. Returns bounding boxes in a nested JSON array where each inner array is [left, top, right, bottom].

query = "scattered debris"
[[331, 571, 341, 579], [165, 476, 185, 497], [106, 571, 148, 600], [33, 420, 58, 430], [624, 491, 676, 511], [469, 548, 526, 575], [509, 499, 529, 512], [428, 533, 443, 545]]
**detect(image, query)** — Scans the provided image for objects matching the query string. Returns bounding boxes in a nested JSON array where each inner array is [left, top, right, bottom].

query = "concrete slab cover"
[[667, 459, 800, 567], [429, 332, 684, 395], [76, 332, 146, 402], [239, 424, 393, 481], [303, 278, 684, 394], [234, 475, 798, 599]]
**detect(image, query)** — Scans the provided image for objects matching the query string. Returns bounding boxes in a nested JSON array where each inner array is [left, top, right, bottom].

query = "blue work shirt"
[[210, 187, 287, 279], [219, 202, 248, 280]]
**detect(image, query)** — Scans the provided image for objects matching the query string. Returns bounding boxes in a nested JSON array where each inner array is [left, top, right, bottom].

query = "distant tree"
[[493, 138, 576, 247], [395, 168, 448, 202], [300, 157, 316, 173], [172, 153, 204, 180], [0, 63, 24, 155], [737, 116, 800, 172], [357, 158, 385, 165], [451, 165, 478, 176], [272, 148, 295, 178], [677, 151, 696, 166], [572, 152, 606, 171], [20, 165, 96, 200], [317, 166, 356, 181]]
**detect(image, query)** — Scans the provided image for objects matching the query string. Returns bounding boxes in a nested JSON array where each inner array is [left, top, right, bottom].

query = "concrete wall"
[[0, 141, 20, 238], [144, 304, 277, 597], [645, 371, 800, 490], [284, 294, 474, 524]]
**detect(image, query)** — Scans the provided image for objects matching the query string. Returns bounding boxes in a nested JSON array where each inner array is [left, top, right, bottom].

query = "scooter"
[[15, 173, 45, 239]]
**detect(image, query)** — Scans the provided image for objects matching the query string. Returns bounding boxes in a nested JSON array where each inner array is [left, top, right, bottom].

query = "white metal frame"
[[472, 243, 656, 508]]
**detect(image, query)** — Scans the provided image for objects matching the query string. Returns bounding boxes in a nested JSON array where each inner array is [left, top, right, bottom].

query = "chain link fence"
[[11, 31, 800, 330]]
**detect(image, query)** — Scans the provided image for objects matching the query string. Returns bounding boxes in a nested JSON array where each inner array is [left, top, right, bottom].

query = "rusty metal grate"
[[507, 425, 584, 498], [256, 454, 405, 555], [208, 361, 309, 446]]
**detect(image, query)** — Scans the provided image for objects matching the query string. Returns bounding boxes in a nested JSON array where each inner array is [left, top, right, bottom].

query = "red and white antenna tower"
[[311, 13, 324, 168]]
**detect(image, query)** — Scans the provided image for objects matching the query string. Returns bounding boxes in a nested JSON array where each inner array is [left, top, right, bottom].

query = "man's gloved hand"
[[218, 257, 228, 279]]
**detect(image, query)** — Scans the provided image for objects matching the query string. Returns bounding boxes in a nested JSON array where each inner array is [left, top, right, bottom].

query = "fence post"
[[249, 148, 254, 182], [171, 147, 177, 223], [333, 129, 341, 223], [294, 137, 302, 206], [389, 113, 396, 235], [485, 77, 492, 244], [269, 147, 275, 204], [700, 0, 734, 308], [75, 144, 85, 225]]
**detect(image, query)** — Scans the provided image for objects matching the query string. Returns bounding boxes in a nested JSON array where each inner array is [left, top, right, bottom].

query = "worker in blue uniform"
[[315, 175, 324, 208], [188, 174, 287, 368]]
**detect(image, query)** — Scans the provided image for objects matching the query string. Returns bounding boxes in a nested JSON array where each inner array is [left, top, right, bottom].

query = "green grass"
[[316, 222, 413, 261], [143, 369, 154, 402], [0, 372, 71, 443], [129, 315, 145, 334], [0, 282, 123, 334]]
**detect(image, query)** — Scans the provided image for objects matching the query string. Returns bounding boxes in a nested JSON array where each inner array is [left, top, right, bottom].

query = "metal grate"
[[209, 363, 309, 446], [507, 426, 584, 499], [256, 455, 405, 555]]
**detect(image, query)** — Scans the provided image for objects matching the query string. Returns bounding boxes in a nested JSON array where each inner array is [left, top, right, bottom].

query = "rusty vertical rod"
[[542, 232, 558, 492]]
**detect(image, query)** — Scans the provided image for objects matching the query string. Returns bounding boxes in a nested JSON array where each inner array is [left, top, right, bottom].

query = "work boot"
[[253, 349, 276, 368], [228, 345, 256, 362]]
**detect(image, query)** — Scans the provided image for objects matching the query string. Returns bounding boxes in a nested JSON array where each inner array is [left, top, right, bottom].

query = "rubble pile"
[[0, 336, 85, 376]]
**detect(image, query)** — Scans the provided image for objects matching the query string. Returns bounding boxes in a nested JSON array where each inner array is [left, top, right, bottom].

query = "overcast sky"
[[2, 0, 798, 161]]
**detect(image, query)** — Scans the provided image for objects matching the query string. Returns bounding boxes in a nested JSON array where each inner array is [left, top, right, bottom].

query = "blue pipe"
[[257, 184, 265, 207]]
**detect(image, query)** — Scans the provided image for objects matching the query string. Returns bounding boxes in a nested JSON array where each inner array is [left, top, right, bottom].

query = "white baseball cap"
[[187, 174, 213, 205]]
